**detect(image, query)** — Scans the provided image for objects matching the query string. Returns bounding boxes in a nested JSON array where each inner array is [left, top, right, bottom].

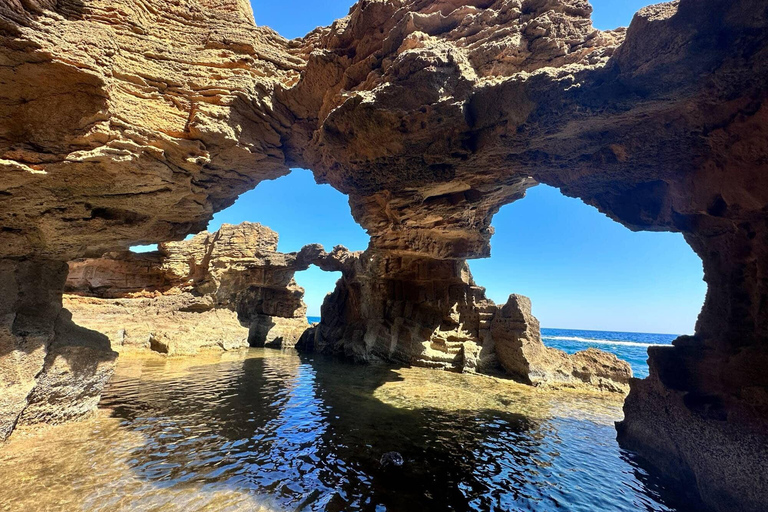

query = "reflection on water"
[[0, 349, 691, 512]]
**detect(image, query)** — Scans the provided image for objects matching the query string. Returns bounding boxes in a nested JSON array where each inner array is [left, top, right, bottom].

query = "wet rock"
[[380, 451, 404, 469], [617, 343, 768, 512]]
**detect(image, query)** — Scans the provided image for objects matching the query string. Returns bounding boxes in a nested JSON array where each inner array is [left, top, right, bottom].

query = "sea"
[[308, 317, 676, 379], [540, 327, 677, 378]]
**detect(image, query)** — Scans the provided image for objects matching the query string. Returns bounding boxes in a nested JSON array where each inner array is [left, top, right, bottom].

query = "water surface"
[[0, 349, 691, 511], [541, 328, 678, 378]]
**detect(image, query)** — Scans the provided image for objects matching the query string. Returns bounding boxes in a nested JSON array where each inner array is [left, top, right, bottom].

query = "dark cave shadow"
[[1, 304, 116, 383], [618, 449, 709, 512]]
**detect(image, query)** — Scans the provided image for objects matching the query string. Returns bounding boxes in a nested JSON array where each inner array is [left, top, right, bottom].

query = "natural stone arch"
[[0, 0, 767, 511]]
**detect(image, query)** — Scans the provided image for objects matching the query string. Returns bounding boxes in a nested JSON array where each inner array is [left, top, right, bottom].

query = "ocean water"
[[541, 328, 677, 379], [0, 349, 692, 512], [307, 317, 675, 378]]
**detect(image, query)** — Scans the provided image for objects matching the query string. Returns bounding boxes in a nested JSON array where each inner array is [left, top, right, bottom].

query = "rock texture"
[[298, 248, 631, 392], [285, 3, 768, 509], [0, 0, 302, 261], [617, 342, 768, 511], [65, 222, 310, 354], [1, 0, 767, 510], [492, 295, 631, 392], [0, 0, 302, 443], [0, 259, 117, 441]]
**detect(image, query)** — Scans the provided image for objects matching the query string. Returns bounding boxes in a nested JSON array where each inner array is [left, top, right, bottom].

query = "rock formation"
[[298, 248, 632, 392], [1, 0, 767, 510], [65, 222, 310, 354], [67, 227, 630, 391], [0, 259, 116, 440]]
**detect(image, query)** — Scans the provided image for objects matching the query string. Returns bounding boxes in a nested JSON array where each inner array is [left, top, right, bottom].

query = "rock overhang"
[[1, 1, 768, 510]]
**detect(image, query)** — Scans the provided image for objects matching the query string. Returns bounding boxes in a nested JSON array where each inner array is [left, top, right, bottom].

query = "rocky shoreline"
[[65, 222, 633, 394]]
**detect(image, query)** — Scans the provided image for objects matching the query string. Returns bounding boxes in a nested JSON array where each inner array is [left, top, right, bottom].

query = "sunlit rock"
[[297, 249, 631, 392], [493, 295, 631, 392], [64, 223, 310, 355], [0, 0, 767, 509]]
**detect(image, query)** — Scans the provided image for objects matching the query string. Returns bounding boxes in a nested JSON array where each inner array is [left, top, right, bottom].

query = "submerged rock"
[[380, 451, 404, 469]]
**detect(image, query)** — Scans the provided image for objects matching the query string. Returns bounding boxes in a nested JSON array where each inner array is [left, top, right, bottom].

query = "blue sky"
[[207, 171, 367, 318], [251, 0, 656, 39], [141, 1, 707, 334]]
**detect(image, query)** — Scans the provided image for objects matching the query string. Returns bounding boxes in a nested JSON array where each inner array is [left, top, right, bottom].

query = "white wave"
[[541, 335, 668, 348]]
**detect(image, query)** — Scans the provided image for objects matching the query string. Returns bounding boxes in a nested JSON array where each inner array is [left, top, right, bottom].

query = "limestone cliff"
[[65, 222, 310, 354]]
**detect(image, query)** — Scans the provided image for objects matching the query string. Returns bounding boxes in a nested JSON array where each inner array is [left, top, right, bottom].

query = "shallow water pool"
[[0, 349, 693, 511]]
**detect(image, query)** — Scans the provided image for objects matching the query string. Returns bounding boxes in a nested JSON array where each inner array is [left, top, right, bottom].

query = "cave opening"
[[294, 267, 342, 324], [469, 184, 707, 378], [205, 168, 367, 325]]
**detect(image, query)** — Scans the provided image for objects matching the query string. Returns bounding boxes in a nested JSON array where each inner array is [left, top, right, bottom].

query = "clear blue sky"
[[251, 0, 656, 39], [139, 1, 707, 334]]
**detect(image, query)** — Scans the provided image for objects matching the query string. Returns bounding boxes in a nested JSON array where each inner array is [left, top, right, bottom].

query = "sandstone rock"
[[297, 249, 631, 392], [0, 0, 767, 509], [0, 0, 303, 261], [248, 314, 311, 348], [492, 295, 631, 392], [0, 259, 68, 441], [0, 259, 117, 441], [65, 223, 310, 355], [19, 310, 117, 428], [617, 340, 768, 512], [571, 348, 632, 393]]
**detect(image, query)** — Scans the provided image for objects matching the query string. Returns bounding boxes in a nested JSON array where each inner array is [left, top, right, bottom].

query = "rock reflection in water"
[[0, 349, 690, 512]]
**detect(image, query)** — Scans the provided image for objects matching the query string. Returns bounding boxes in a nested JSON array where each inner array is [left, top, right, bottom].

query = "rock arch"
[[1, 0, 767, 510]]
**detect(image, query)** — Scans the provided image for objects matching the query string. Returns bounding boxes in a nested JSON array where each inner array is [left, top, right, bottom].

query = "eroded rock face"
[[298, 249, 501, 368], [65, 222, 310, 354], [297, 248, 632, 392], [1, 0, 768, 509], [617, 345, 768, 512], [0, 0, 303, 261], [492, 295, 631, 392], [0, 259, 117, 441], [0, 0, 302, 442], [281, 0, 626, 260]]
